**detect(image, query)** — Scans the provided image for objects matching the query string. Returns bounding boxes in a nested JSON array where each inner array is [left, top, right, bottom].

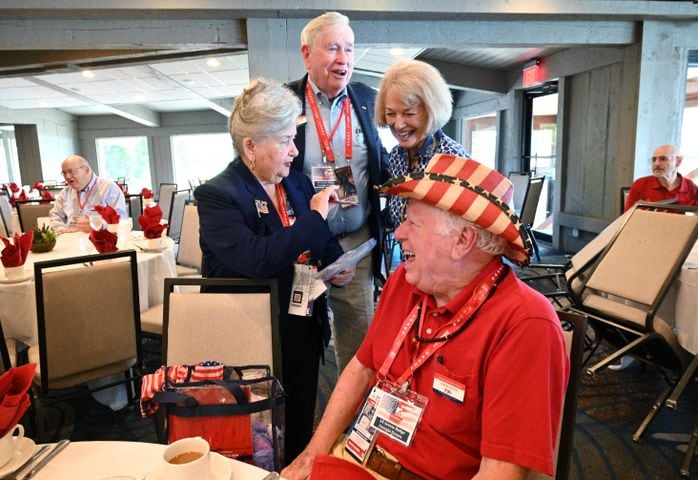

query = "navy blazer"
[[194, 158, 343, 340], [287, 75, 389, 280]]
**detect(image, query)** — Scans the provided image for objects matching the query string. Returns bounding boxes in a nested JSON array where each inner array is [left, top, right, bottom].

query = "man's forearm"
[[304, 355, 375, 454]]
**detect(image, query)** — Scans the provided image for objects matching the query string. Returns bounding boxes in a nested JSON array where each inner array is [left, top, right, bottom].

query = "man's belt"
[[365, 446, 425, 480]]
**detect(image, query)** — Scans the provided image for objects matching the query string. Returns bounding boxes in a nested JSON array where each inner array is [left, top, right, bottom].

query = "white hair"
[[301, 12, 351, 47], [432, 206, 508, 256]]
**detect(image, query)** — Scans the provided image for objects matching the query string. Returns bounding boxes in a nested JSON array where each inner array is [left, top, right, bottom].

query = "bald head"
[[61, 155, 93, 191], [651, 144, 683, 187]]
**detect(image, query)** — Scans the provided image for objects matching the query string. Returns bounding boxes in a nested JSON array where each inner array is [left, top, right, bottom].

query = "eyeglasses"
[[61, 165, 88, 178]]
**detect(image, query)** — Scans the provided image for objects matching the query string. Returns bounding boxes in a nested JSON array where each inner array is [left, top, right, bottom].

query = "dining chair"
[[157, 183, 178, 222], [529, 311, 587, 480], [0, 194, 12, 236], [564, 202, 698, 442], [166, 189, 190, 243], [519, 176, 545, 262], [127, 193, 143, 230], [29, 250, 143, 441], [161, 277, 281, 377], [15, 200, 53, 233], [175, 202, 202, 277], [507, 171, 532, 216], [619, 186, 630, 215]]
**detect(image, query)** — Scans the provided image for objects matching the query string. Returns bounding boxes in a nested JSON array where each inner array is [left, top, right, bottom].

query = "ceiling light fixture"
[[389, 48, 405, 57], [206, 58, 221, 68], [134, 94, 147, 102], [81, 69, 95, 78], [38, 101, 49, 107]]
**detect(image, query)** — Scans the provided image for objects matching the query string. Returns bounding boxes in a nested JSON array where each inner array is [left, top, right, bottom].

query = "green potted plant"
[[31, 225, 57, 253]]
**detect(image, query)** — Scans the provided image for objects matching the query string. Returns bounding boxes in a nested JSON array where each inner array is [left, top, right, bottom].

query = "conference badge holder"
[[344, 378, 427, 463], [288, 264, 326, 317]]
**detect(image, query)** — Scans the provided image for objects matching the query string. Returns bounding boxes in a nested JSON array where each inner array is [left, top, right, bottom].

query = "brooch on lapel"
[[255, 199, 269, 217]]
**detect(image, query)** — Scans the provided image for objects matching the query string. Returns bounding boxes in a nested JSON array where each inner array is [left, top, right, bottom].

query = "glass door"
[[521, 82, 558, 240]]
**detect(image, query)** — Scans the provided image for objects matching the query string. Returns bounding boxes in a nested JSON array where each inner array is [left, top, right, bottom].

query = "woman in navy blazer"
[[195, 78, 352, 463]]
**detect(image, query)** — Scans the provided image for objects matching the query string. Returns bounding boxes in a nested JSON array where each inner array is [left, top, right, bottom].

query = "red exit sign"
[[522, 59, 543, 88]]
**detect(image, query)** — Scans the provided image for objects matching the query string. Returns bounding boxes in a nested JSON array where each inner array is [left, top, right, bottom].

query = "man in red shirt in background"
[[625, 144, 698, 211], [282, 154, 569, 480]]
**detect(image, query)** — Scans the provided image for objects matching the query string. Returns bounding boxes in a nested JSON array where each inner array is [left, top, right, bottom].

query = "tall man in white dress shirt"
[[287, 12, 388, 375], [49, 155, 127, 233]]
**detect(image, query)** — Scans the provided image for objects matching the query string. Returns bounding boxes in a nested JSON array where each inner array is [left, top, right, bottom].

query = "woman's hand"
[[310, 185, 340, 220], [329, 266, 355, 287], [280, 449, 316, 480]]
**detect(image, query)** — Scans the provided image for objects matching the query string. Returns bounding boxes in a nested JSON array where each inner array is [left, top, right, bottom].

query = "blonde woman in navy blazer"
[[195, 78, 353, 463]]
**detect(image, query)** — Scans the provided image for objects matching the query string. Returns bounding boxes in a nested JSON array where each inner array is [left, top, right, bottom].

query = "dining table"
[[0, 230, 176, 348], [16, 441, 274, 480]]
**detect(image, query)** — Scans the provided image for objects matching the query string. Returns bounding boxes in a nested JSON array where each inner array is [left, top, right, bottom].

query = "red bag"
[[154, 365, 284, 471]]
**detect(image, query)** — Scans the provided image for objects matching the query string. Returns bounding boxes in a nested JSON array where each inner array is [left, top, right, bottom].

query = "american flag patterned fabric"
[[140, 361, 224, 417], [379, 154, 532, 266]]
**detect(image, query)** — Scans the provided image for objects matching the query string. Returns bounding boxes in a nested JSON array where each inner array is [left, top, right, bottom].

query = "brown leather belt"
[[365, 446, 426, 480]]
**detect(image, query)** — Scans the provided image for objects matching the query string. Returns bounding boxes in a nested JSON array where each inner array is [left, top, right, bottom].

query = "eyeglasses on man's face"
[[61, 165, 88, 178]]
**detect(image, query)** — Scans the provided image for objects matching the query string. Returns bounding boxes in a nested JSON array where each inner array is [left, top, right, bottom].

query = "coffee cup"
[[160, 437, 212, 479], [0, 424, 24, 467]]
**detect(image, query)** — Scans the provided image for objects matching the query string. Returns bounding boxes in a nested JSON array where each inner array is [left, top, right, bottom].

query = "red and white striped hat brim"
[[378, 154, 531, 266]]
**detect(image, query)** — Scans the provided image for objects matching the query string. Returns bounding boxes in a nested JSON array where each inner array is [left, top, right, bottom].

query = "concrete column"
[[246, 18, 306, 83], [634, 21, 689, 178]]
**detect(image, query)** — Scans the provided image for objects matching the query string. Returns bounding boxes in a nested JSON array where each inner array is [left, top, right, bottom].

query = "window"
[[680, 64, 698, 178], [96, 136, 151, 192], [463, 113, 497, 168], [0, 126, 20, 185], [171, 133, 234, 187]]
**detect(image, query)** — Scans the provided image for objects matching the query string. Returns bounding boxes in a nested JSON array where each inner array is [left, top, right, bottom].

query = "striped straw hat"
[[378, 154, 532, 266]]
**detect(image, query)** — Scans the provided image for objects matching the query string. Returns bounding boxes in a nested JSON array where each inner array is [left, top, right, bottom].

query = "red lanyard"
[[76, 178, 98, 211], [378, 263, 506, 387], [273, 183, 292, 227], [273, 183, 311, 264], [305, 82, 352, 164]]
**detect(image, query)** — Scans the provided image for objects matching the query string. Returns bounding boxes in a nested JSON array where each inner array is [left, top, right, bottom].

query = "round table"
[[29, 441, 272, 479], [0, 231, 176, 347]]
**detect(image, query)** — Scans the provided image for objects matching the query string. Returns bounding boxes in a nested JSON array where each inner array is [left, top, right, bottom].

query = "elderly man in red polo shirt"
[[282, 154, 569, 480], [625, 144, 698, 211]]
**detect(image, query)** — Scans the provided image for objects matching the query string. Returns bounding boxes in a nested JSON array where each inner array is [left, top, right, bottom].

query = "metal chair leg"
[[680, 421, 698, 477], [667, 354, 698, 410], [632, 385, 673, 442]]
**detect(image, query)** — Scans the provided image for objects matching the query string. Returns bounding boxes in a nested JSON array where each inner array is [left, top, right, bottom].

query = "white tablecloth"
[[30, 441, 271, 480], [0, 231, 176, 347]]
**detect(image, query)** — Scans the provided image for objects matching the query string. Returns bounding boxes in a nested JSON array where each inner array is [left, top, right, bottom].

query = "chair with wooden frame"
[[519, 176, 545, 262], [507, 171, 532, 216], [157, 183, 178, 222], [529, 311, 587, 480], [166, 189, 190, 243], [15, 200, 53, 232], [28, 250, 143, 441], [175, 202, 202, 277]]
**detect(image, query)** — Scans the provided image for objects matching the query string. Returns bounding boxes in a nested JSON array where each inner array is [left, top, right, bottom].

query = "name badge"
[[288, 264, 315, 317], [432, 372, 465, 403], [311, 166, 337, 191]]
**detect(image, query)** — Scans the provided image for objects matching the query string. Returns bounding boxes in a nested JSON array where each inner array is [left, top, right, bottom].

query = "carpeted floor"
[[31, 241, 698, 479]]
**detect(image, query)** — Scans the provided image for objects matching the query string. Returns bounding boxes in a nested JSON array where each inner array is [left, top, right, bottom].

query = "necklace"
[[413, 265, 509, 343]]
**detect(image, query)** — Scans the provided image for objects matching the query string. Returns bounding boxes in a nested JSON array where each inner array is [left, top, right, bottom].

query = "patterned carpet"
[[32, 242, 698, 479]]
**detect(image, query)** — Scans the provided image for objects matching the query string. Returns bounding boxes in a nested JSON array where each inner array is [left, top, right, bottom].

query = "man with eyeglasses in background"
[[49, 154, 127, 233], [625, 144, 698, 211]]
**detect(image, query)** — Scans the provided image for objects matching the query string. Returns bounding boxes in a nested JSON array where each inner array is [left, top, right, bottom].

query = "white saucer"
[[0, 271, 33, 284], [0, 437, 36, 477], [145, 452, 232, 480]]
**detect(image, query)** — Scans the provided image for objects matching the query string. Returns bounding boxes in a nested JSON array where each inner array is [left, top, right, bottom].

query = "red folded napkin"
[[310, 455, 376, 480], [0, 363, 36, 437], [32, 181, 44, 192], [8, 183, 18, 194], [1, 231, 33, 267], [89, 229, 118, 253], [10, 189, 27, 207], [40, 190, 54, 203], [93, 205, 120, 225], [138, 205, 167, 239], [140, 187, 154, 199]]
